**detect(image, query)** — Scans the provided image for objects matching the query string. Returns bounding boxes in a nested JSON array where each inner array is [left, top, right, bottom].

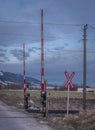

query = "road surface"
[[0, 101, 54, 130]]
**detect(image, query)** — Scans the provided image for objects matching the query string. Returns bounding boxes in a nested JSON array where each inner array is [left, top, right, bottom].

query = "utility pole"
[[83, 24, 87, 110]]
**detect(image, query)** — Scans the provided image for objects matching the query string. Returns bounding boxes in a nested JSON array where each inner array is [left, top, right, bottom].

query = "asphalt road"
[[0, 101, 54, 130]]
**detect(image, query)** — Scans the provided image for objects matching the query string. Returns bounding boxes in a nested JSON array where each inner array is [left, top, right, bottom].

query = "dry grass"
[[0, 89, 95, 130], [48, 90, 95, 99], [0, 90, 24, 108], [0, 89, 95, 109], [63, 110, 95, 130]]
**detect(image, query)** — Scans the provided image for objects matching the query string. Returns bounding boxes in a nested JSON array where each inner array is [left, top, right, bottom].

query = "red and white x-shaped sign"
[[64, 71, 75, 89]]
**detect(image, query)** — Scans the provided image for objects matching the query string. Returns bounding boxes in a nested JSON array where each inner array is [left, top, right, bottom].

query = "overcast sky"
[[0, 0, 95, 87]]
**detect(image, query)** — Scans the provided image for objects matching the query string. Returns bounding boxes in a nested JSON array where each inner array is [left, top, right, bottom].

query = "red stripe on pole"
[[24, 88, 26, 95], [41, 83, 45, 92], [41, 68, 44, 76], [42, 53, 44, 61]]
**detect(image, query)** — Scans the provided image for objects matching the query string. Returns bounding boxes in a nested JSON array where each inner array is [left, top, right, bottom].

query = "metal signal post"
[[41, 9, 47, 116], [23, 43, 30, 109]]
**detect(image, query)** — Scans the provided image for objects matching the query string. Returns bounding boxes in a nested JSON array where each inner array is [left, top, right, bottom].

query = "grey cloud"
[[0, 22, 41, 47], [0, 22, 61, 48], [46, 49, 54, 53], [0, 47, 9, 63], [10, 49, 30, 61], [0, 48, 7, 52], [0, 53, 6, 57], [0, 59, 5, 63], [0, 52, 10, 62], [45, 47, 65, 54], [28, 48, 35, 52], [54, 47, 64, 51], [0, 0, 71, 48], [0, 0, 95, 87], [28, 47, 41, 52], [64, 43, 69, 47]]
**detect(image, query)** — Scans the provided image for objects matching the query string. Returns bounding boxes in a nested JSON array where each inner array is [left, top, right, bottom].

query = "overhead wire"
[[1, 20, 95, 29], [0, 20, 94, 36], [0, 19, 95, 53], [0, 20, 86, 26]]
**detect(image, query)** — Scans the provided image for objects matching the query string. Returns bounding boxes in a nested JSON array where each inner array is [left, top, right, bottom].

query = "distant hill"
[[0, 71, 41, 86]]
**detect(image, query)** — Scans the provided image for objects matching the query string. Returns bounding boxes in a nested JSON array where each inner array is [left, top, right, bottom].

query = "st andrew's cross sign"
[[64, 71, 75, 90]]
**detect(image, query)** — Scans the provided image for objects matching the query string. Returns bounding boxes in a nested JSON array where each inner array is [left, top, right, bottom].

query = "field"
[[0, 89, 95, 130], [0, 89, 95, 108]]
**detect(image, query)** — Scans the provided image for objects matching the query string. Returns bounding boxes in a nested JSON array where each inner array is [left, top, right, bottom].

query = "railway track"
[[27, 109, 79, 114]]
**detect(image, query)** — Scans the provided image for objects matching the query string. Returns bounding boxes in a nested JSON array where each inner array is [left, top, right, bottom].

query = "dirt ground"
[[0, 90, 95, 130], [32, 96, 95, 130]]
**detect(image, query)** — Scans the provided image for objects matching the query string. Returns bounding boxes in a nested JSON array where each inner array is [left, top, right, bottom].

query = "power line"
[[45, 22, 83, 26], [0, 31, 95, 39], [0, 20, 39, 25], [0, 20, 85, 27], [0, 19, 95, 27]]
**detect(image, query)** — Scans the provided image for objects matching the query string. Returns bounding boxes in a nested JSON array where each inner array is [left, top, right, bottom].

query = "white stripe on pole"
[[67, 86, 70, 118], [23, 43, 26, 95]]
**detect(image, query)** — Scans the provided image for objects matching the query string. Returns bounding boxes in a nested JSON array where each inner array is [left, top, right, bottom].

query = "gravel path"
[[0, 101, 54, 130]]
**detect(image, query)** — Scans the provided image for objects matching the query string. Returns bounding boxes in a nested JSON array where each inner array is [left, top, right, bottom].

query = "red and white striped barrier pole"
[[41, 9, 45, 94], [23, 43, 26, 95]]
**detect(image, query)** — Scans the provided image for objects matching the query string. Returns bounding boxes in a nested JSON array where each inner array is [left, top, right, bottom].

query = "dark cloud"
[[46, 49, 54, 53], [0, 0, 95, 86], [0, 52, 10, 62], [0, 53, 6, 57], [0, 59, 5, 63], [28, 47, 41, 52], [45, 47, 65, 54], [64, 43, 69, 47], [0, 48, 7, 52], [0, 22, 41, 47], [10, 49, 30, 61], [54, 47, 64, 51]]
